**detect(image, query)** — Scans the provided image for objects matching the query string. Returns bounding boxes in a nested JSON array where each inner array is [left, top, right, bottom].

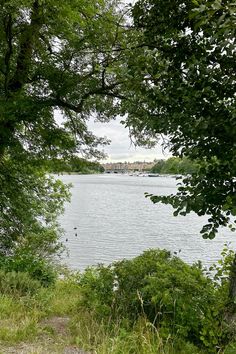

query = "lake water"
[[58, 174, 236, 270]]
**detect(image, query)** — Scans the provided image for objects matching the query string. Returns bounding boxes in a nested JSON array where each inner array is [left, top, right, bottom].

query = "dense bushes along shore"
[[150, 157, 199, 175], [1, 247, 236, 353]]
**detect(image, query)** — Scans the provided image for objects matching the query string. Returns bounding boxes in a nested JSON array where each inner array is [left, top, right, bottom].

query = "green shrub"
[[78, 249, 226, 351], [0, 270, 41, 296], [0, 253, 57, 287], [78, 265, 115, 317]]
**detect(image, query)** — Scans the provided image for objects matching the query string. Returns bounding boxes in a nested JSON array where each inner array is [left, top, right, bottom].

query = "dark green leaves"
[[0, 0, 126, 254], [122, 0, 236, 238]]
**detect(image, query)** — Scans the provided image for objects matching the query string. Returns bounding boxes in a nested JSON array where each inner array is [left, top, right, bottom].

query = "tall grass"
[[0, 278, 206, 353], [69, 311, 206, 354], [0, 273, 235, 353]]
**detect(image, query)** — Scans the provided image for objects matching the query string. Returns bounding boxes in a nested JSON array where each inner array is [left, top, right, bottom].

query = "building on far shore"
[[102, 161, 157, 173]]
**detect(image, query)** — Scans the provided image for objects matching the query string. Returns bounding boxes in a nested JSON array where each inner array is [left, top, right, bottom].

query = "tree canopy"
[[120, 0, 236, 239], [0, 0, 126, 254], [45, 156, 105, 174], [151, 157, 199, 175], [0, 0, 126, 160]]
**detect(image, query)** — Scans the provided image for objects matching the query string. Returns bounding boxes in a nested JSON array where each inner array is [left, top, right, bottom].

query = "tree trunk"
[[226, 252, 236, 320]]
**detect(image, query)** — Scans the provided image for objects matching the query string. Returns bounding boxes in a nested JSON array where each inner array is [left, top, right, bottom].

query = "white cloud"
[[87, 118, 171, 162], [55, 110, 170, 162]]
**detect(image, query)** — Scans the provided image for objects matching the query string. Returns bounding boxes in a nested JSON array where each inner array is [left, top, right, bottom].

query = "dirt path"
[[0, 344, 89, 354], [0, 316, 91, 354]]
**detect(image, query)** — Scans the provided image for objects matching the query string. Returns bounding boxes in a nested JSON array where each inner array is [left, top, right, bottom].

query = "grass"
[[0, 280, 81, 353], [0, 277, 235, 354]]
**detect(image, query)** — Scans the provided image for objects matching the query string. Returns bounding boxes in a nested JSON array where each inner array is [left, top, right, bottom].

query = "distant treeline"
[[150, 157, 199, 175], [45, 157, 105, 174]]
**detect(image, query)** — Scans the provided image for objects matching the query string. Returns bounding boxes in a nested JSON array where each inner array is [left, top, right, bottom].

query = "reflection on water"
[[58, 174, 235, 270]]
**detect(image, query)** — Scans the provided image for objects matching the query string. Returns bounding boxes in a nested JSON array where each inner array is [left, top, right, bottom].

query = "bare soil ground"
[[0, 316, 91, 354]]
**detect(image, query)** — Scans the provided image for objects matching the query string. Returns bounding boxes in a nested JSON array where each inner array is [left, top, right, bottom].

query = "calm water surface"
[[58, 174, 236, 270]]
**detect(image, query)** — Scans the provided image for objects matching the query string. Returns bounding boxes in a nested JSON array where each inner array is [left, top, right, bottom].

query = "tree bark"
[[228, 253, 236, 312], [8, 0, 43, 92]]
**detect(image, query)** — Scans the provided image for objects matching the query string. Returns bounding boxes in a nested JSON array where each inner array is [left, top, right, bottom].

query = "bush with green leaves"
[[78, 249, 231, 351], [0, 252, 57, 287]]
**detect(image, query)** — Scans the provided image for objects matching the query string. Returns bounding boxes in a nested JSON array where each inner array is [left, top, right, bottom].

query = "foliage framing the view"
[[0, 0, 126, 254], [119, 0, 236, 240]]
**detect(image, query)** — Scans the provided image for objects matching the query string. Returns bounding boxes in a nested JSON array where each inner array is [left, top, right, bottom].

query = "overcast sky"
[[87, 118, 171, 163]]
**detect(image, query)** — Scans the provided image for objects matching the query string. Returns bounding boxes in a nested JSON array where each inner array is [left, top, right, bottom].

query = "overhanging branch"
[[36, 81, 126, 113]]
